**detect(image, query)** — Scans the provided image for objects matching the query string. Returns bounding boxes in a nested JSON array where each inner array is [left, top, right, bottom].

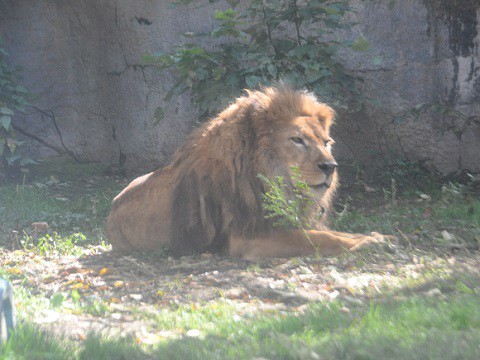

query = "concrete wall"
[[0, 0, 478, 174]]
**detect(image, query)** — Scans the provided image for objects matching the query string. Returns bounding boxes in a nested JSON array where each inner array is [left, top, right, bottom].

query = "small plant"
[[258, 167, 318, 230], [0, 36, 33, 170], [258, 167, 324, 255], [441, 182, 466, 204], [22, 232, 87, 257], [147, 0, 365, 120]]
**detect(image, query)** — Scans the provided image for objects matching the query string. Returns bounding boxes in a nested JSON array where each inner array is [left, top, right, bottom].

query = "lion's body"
[[107, 87, 393, 258]]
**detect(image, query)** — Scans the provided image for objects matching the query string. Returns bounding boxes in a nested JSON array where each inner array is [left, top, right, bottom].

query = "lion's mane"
[[168, 87, 336, 256]]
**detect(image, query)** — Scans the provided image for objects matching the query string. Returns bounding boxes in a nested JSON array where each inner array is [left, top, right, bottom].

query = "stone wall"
[[0, 0, 478, 175]]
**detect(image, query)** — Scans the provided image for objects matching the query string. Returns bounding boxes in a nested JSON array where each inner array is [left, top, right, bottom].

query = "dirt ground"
[[2, 243, 479, 342]]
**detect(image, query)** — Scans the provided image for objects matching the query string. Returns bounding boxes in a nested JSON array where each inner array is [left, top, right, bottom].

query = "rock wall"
[[0, 0, 478, 175], [334, 0, 480, 175]]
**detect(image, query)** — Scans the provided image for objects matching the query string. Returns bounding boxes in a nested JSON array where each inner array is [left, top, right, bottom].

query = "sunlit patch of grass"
[[149, 294, 480, 359], [21, 232, 88, 257], [79, 335, 146, 360], [0, 323, 74, 359], [2, 287, 480, 358]]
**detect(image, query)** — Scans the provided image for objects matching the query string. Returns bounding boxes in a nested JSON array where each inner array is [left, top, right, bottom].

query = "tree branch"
[[25, 106, 84, 163], [11, 124, 63, 154]]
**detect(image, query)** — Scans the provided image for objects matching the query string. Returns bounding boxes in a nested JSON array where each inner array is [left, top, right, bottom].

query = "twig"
[[261, 0, 279, 56], [11, 124, 63, 155], [28, 106, 84, 163], [291, 0, 302, 46]]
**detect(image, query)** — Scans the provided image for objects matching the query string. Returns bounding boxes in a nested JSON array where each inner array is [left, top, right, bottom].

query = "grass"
[[1, 158, 480, 358], [0, 157, 123, 252], [1, 294, 480, 359], [334, 181, 480, 251]]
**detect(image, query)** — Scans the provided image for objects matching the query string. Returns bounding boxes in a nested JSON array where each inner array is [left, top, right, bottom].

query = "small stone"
[[31, 222, 49, 234], [441, 230, 455, 241], [327, 290, 340, 300], [186, 329, 202, 338], [111, 313, 122, 320], [425, 288, 442, 297], [225, 287, 246, 299], [419, 193, 431, 201], [129, 294, 143, 301]]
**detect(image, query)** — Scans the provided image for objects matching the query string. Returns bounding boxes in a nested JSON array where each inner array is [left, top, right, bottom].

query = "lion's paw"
[[370, 232, 399, 245], [349, 232, 398, 252]]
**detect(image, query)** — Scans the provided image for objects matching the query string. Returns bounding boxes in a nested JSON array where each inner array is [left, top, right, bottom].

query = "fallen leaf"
[[422, 207, 432, 218], [71, 283, 85, 289], [99, 268, 114, 276], [42, 276, 56, 284]]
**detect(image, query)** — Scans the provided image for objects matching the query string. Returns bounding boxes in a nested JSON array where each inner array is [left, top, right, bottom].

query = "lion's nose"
[[317, 161, 337, 177]]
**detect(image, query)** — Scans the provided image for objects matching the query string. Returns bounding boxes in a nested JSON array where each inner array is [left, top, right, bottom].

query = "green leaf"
[[153, 107, 165, 125], [5, 154, 20, 166], [14, 85, 28, 93], [305, 67, 323, 82], [71, 289, 81, 303], [267, 64, 277, 78], [0, 107, 14, 115], [373, 55, 383, 66], [19, 157, 38, 166], [413, 103, 426, 112], [273, 39, 296, 53], [0, 115, 11, 129], [214, 9, 237, 21], [50, 293, 65, 308], [245, 75, 262, 88], [351, 35, 370, 52]]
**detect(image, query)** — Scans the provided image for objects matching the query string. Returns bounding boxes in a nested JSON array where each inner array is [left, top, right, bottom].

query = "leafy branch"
[[258, 166, 319, 230], [146, 0, 367, 121], [0, 39, 33, 168]]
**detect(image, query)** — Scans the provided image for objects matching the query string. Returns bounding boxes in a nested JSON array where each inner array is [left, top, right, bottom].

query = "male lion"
[[106, 87, 394, 259]]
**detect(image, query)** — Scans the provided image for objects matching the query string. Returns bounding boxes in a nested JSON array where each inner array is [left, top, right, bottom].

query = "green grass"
[[334, 182, 480, 250], [0, 157, 123, 251], [1, 159, 480, 359], [2, 294, 480, 359]]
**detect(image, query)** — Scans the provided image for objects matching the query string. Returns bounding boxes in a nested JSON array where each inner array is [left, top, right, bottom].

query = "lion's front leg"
[[229, 230, 394, 260]]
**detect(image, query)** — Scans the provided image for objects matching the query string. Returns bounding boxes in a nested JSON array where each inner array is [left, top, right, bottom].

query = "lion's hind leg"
[[105, 217, 135, 255]]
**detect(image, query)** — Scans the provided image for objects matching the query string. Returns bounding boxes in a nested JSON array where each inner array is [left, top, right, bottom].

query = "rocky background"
[[0, 0, 478, 175]]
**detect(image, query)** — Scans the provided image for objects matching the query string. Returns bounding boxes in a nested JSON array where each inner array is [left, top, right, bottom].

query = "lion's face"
[[272, 114, 337, 195]]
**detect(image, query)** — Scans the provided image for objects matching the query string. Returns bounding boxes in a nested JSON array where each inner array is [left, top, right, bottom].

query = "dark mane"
[[169, 87, 334, 255], [170, 102, 266, 256]]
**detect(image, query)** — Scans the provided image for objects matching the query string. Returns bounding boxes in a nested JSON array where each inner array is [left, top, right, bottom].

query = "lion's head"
[[247, 87, 338, 197], [169, 86, 338, 255]]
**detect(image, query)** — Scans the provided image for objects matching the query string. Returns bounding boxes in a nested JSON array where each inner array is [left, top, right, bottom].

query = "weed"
[[258, 167, 317, 230], [21, 232, 87, 257]]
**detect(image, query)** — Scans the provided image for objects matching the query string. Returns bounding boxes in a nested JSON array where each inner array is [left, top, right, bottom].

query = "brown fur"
[[106, 87, 395, 259]]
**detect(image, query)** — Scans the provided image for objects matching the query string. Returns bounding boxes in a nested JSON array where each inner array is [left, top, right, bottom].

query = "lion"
[[106, 87, 395, 259]]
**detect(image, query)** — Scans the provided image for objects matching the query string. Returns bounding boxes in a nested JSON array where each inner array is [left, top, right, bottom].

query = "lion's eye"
[[291, 137, 304, 145], [324, 140, 331, 147]]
